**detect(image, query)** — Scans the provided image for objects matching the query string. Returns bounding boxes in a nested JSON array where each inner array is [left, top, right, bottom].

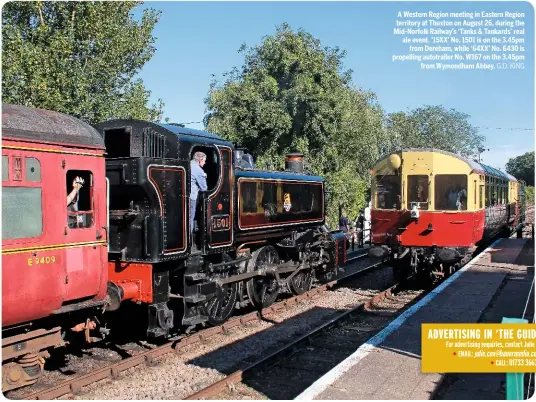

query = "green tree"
[[2, 1, 164, 124], [204, 23, 389, 227], [385, 105, 485, 157], [506, 151, 535, 186], [525, 186, 534, 205]]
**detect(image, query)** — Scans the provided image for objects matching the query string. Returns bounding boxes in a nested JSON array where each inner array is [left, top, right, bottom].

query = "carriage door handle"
[[101, 226, 108, 241]]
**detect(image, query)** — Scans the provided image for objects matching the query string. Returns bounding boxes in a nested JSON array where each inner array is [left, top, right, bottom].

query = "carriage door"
[[202, 145, 233, 252], [63, 162, 106, 301]]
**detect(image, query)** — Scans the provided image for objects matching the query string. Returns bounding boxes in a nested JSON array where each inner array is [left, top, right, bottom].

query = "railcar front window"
[[434, 174, 468, 211], [407, 175, 429, 210], [375, 175, 401, 210]]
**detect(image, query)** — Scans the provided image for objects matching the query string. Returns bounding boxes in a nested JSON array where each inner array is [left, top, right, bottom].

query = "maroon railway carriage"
[[1, 104, 111, 390]]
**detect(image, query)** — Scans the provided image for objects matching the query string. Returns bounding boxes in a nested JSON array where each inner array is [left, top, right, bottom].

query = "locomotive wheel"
[[316, 265, 339, 283], [246, 245, 280, 309], [205, 254, 238, 326], [289, 269, 314, 295]]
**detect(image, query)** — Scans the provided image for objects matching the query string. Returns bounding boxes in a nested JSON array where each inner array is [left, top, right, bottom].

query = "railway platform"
[[296, 237, 535, 400]]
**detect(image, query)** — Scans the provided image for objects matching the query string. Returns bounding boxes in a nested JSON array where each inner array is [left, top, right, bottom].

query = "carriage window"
[[434, 174, 467, 211], [485, 177, 490, 207], [407, 175, 429, 210], [25, 157, 41, 182], [66, 170, 94, 229], [2, 155, 8, 181], [2, 187, 43, 239], [374, 175, 401, 210], [480, 185, 484, 209]]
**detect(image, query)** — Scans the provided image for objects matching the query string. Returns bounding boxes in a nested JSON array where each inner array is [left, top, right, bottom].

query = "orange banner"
[[422, 324, 536, 372]]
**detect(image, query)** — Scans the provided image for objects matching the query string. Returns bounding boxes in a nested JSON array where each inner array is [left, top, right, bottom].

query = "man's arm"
[[194, 167, 208, 192], [67, 177, 84, 206]]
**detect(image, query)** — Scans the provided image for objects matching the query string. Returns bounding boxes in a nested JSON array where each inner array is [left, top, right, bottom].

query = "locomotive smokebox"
[[285, 153, 304, 173]]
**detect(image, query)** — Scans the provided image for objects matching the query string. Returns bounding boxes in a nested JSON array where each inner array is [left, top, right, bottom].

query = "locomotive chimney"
[[285, 153, 304, 173]]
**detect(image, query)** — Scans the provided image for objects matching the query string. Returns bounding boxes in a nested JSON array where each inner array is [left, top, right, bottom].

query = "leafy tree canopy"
[[506, 151, 535, 186], [2, 1, 164, 124], [385, 105, 485, 158], [525, 186, 534, 205], [204, 23, 391, 226]]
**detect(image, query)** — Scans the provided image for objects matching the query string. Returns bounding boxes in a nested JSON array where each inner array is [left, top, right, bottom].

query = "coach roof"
[[373, 148, 517, 182], [2, 103, 105, 149]]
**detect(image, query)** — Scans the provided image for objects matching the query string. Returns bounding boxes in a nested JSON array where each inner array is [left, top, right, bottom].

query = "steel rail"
[[184, 281, 401, 400], [22, 251, 380, 400]]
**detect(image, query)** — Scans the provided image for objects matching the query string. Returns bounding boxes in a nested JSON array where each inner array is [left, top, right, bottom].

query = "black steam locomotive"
[[96, 119, 347, 337]]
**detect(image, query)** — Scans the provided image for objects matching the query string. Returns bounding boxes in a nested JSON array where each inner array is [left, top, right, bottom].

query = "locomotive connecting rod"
[[208, 256, 251, 270], [216, 262, 303, 286]]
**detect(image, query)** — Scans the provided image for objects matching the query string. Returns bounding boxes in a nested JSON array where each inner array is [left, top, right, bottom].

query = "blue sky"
[[134, 1, 534, 170]]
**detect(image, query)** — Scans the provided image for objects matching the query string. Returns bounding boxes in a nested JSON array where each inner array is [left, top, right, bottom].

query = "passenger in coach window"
[[456, 188, 467, 210], [67, 176, 84, 209], [67, 176, 84, 227], [190, 151, 208, 247], [447, 187, 458, 209]]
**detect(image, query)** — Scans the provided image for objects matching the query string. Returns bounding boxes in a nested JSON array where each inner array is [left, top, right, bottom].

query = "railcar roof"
[[479, 163, 517, 181], [2, 103, 105, 148], [374, 148, 517, 182]]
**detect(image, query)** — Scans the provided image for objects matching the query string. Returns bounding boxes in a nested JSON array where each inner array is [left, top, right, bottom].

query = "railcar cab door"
[[190, 144, 233, 253]]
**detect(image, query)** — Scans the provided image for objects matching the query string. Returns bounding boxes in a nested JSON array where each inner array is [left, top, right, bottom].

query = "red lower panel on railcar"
[[371, 210, 485, 248]]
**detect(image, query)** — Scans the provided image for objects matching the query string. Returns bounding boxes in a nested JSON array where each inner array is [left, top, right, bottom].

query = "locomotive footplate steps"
[[297, 238, 534, 400]]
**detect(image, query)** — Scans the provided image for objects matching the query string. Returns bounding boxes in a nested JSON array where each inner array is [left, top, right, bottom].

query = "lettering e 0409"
[[28, 256, 57, 266]]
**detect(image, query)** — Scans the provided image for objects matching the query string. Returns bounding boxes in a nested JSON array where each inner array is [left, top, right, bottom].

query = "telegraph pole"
[[477, 147, 490, 162]]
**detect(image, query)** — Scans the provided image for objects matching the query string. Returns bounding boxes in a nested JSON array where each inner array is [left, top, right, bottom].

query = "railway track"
[[184, 232, 534, 400], [15, 249, 383, 400], [183, 277, 426, 400]]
